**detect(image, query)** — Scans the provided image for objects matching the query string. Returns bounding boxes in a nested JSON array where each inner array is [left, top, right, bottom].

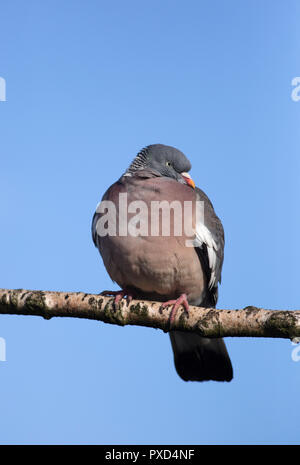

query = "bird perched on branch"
[[92, 144, 233, 382]]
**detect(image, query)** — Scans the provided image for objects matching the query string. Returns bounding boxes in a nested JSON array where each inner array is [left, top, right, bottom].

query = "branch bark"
[[0, 288, 299, 339]]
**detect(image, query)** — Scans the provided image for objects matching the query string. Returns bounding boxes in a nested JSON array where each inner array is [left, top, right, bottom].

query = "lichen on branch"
[[0, 288, 300, 339]]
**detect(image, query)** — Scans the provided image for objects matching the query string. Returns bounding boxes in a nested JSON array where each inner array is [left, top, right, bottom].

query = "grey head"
[[125, 144, 192, 183]]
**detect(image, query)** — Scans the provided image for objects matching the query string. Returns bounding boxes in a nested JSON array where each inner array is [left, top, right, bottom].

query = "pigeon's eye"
[[166, 161, 172, 167]]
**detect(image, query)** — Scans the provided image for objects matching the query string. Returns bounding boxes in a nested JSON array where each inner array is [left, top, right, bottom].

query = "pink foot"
[[101, 288, 135, 306], [160, 293, 189, 327]]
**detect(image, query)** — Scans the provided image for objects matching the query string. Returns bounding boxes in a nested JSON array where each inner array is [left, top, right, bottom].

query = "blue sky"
[[0, 0, 300, 445]]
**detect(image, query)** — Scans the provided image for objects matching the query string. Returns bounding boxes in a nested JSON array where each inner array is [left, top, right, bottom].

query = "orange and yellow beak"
[[181, 172, 195, 189]]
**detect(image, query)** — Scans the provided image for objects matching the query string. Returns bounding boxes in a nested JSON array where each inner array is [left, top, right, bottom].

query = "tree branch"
[[0, 288, 299, 339]]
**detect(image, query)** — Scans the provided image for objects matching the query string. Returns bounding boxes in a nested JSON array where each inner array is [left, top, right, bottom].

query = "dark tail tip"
[[170, 331, 233, 382]]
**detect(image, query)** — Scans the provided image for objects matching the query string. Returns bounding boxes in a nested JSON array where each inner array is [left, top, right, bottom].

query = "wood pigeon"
[[92, 144, 233, 382]]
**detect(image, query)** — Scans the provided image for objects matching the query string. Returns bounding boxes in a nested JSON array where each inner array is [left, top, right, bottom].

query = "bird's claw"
[[160, 293, 190, 329], [100, 288, 135, 307]]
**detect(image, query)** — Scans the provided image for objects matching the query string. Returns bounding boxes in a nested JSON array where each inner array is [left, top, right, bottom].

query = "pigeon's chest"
[[96, 178, 205, 301], [100, 233, 204, 301]]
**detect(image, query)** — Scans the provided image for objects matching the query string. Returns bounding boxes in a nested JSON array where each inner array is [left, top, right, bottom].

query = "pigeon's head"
[[126, 144, 195, 188]]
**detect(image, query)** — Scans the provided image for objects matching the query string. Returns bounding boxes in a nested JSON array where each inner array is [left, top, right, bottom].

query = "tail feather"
[[169, 331, 233, 382]]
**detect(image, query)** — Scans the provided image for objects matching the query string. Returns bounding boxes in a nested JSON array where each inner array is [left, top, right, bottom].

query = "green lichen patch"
[[244, 306, 261, 317], [9, 290, 20, 310], [129, 302, 149, 320], [86, 296, 106, 319], [100, 300, 126, 327], [264, 311, 298, 338], [178, 309, 190, 330], [197, 309, 221, 337], [88, 296, 96, 307], [0, 293, 7, 310], [24, 291, 48, 318]]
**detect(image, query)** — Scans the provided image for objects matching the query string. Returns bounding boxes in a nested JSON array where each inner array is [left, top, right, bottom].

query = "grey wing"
[[91, 182, 118, 249], [91, 210, 100, 247], [193, 187, 225, 305]]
